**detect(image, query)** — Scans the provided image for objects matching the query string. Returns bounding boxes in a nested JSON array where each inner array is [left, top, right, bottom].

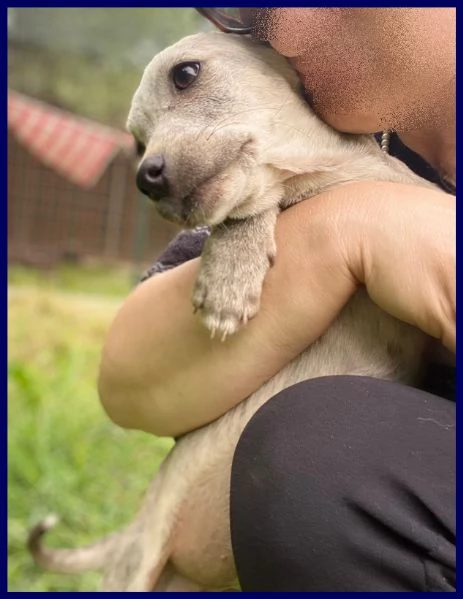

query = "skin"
[[256, 8, 455, 179], [98, 8, 455, 437]]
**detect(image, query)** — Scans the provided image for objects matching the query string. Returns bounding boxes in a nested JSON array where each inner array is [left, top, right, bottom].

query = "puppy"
[[29, 32, 438, 591]]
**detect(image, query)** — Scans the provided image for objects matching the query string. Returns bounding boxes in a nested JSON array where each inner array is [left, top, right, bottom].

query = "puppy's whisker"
[[206, 122, 242, 141], [198, 205, 208, 226], [200, 105, 290, 142], [271, 99, 294, 121], [270, 119, 313, 139]]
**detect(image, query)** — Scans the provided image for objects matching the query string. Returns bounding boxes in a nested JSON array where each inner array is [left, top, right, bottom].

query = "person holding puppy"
[[98, 8, 455, 592]]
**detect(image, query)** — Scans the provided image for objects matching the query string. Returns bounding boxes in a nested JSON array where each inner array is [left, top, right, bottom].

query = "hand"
[[342, 181, 455, 353], [98, 180, 455, 438]]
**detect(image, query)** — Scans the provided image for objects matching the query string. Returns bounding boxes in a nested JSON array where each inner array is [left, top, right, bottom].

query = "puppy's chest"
[[277, 164, 374, 211], [277, 154, 422, 211], [279, 176, 347, 210]]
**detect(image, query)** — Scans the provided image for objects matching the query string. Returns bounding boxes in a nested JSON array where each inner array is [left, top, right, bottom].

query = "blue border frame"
[[5, 3, 458, 596], [4, 2, 459, 7], [4, 5, 9, 597]]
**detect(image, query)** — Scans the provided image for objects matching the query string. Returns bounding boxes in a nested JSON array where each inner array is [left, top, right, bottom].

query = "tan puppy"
[[29, 32, 436, 591]]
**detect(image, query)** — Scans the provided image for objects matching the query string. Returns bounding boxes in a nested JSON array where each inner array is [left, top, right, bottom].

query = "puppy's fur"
[[29, 32, 439, 591]]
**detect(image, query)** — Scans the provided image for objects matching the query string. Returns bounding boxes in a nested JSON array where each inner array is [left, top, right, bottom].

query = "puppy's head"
[[127, 32, 322, 227]]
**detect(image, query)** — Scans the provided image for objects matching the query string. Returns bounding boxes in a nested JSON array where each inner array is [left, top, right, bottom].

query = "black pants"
[[230, 376, 455, 592]]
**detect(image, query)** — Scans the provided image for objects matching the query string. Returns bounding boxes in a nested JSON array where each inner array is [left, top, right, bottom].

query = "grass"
[[8, 262, 137, 297], [8, 265, 174, 592]]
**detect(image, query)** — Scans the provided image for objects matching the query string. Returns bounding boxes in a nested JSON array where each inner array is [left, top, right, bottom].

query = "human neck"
[[397, 93, 455, 185]]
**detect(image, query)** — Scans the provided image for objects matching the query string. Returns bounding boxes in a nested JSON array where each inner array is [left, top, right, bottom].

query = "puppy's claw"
[[192, 297, 204, 313]]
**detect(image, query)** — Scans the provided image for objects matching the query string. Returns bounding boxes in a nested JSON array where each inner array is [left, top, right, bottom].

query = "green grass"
[[8, 263, 136, 297], [8, 266, 174, 592]]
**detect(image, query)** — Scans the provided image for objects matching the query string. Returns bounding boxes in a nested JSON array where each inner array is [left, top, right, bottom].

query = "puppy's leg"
[[101, 456, 184, 592], [115, 541, 172, 592], [152, 562, 206, 591], [98, 528, 150, 591], [192, 207, 279, 339]]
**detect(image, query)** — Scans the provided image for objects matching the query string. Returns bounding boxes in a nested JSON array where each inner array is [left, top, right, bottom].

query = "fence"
[[8, 91, 179, 271]]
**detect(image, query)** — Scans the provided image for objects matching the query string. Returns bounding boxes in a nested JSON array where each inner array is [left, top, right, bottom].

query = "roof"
[[8, 89, 134, 189]]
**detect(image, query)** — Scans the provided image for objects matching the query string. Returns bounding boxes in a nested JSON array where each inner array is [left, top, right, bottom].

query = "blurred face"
[[248, 8, 455, 133]]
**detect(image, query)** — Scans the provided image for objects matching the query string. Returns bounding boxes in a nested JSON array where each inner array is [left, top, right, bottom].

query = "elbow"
[[97, 349, 173, 438], [97, 355, 142, 431]]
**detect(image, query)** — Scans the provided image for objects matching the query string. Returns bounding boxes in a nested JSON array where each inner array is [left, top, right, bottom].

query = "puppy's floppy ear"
[[269, 154, 349, 176], [263, 135, 349, 176], [251, 91, 350, 175]]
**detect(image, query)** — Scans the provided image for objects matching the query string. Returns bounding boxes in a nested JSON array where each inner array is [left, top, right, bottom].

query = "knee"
[[229, 376, 455, 591], [229, 376, 372, 590], [231, 374, 454, 492], [230, 376, 377, 528], [231, 375, 398, 497]]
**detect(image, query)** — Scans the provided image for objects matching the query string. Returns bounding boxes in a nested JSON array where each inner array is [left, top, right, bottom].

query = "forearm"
[[98, 200, 356, 437], [98, 181, 455, 437], [98, 260, 288, 437]]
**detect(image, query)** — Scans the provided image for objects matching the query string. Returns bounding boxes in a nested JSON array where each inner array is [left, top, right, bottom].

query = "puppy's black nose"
[[136, 154, 169, 199]]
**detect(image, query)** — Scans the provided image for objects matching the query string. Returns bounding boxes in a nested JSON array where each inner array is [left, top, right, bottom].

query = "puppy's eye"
[[135, 139, 146, 157], [171, 62, 200, 91]]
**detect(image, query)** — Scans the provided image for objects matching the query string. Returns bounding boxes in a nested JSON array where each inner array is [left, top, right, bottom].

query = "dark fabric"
[[377, 132, 456, 195], [230, 376, 456, 592], [140, 226, 210, 281], [419, 363, 455, 402]]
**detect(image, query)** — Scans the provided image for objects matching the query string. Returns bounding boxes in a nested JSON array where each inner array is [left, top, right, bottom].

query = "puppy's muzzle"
[[136, 154, 169, 200]]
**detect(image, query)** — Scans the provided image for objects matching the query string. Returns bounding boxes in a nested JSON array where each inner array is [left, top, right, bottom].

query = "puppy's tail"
[[27, 514, 120, 574]]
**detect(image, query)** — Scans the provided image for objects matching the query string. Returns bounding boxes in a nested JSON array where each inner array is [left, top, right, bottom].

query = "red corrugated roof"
[[8, 89, 134, 189]]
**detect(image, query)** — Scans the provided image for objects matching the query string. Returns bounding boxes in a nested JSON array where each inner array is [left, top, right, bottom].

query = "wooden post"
[[104, 156, 128, 260]]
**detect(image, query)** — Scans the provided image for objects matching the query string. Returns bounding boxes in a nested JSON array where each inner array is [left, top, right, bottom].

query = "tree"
[[8, 8, 211, 127]]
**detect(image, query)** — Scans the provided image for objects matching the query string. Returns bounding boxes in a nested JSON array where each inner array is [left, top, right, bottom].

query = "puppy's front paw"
[[192, 277, 261, 340], [192, 247, 274, 340], [192, 210, 278, 340]]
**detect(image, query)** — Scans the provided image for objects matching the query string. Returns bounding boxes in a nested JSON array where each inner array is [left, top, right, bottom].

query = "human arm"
[[98, 181, 455, 438]]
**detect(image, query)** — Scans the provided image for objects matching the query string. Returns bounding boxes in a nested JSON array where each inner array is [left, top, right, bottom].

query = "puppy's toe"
[[191, 282, 207, 313], [201, 295, 260, 340], [201, 311, 235, 340]]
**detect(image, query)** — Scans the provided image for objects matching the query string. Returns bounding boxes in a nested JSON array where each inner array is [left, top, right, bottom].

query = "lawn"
[[8, 265, 174, 592]]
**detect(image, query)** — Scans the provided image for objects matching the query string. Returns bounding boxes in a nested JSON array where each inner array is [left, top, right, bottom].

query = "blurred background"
[[8, 8, 211, 591]]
